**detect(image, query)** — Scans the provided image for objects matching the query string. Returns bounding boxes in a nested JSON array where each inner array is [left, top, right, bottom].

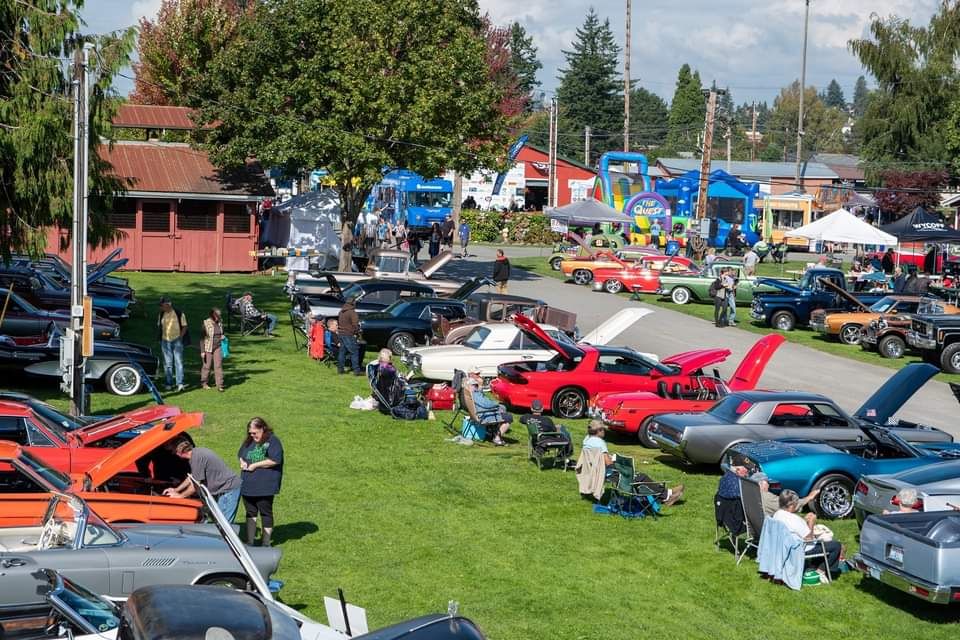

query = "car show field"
[[4, 267, 960, 640]]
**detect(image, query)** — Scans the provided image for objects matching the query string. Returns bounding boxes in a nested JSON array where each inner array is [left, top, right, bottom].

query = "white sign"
[[550, 218, 569, 233], [568, 179, 595, 203], [448, 165, 526, 211]]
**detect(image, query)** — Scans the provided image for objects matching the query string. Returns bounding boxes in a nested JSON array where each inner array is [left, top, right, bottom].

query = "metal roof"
[[99, 141, 273, 198], [112, 104, 210, 130], [811, 154, 865, 181], [658, 158, 839, 180]]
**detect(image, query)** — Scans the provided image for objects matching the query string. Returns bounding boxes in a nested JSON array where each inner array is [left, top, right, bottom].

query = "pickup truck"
[[750, 267, 885, 331], [907, 313, 960, 373]]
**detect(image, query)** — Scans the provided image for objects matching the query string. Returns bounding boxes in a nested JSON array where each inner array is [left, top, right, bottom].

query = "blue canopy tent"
[[656, 169, 761, 248]]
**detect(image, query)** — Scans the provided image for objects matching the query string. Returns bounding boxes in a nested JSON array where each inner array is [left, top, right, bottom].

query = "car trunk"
[[860, 512, 960, 587]]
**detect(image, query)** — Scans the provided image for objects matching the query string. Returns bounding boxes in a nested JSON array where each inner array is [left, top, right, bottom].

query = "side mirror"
[[649, 369, 663, 379], [29, 277, 41, 290]]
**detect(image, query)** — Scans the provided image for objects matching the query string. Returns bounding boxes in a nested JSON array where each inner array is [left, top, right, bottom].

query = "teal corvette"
[[729, 427, 960, 519]]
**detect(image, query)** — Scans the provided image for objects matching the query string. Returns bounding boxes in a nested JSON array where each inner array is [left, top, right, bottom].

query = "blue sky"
[[81, 0, 940, 105]]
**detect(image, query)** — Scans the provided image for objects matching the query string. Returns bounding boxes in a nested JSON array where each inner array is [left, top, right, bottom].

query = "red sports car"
[[590, 255, 698, 295], [490, 315, 733, 419], [589, 334, 786, 447], [0, 400, 180, 474]]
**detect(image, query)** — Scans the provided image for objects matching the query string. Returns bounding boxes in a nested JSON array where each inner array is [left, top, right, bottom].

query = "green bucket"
[[802, 570, 821, 586]]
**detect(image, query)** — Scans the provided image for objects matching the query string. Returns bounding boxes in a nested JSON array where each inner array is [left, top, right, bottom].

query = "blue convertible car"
[[728, 426, 960, 519]]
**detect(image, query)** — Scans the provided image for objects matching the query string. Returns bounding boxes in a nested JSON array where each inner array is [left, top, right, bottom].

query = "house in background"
[[45, 104, 273, 272]]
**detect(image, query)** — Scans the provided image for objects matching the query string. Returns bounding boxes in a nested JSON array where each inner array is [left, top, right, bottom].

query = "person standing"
[[704, 247, 717, 270], [337, 297, 363, 375], [881, 248, 895, 274], [428, 222, 442, 258], [376, 216, 389, 248], [157, 296, 188, 391], [711, 271, 728, 327], [200, 308, 225, 392], [408, 232, 422, 265], [492, 248, 511, 294], [239, 417, 284, 547], [164, 438, 242, 521], [724, 269, 738, 327], [441, 214, 455, 250], [458, 219, 471, 258], [743, 247, 760, 276], [649, 219, 662, 248]]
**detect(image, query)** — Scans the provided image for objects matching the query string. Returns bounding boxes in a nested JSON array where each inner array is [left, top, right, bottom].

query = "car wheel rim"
[[550, 259, 562, 271], [112, 368, 139, 394], [574, 271, 590, 285], [672, 289, 689, 304], [394, 334, 413, 350], [951, 351, 960, 371], [606, 281, 622, 293], [820, 482, 851, 518], [775, 315, 791, 330], [841, 326, 860, 344], [557, 391, 583, 418], [884, 340, 903, 358]]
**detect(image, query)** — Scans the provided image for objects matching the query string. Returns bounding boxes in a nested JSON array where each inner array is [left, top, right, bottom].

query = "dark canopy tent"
[[880, 207, 960, 242], [545, 198, 634, 226]]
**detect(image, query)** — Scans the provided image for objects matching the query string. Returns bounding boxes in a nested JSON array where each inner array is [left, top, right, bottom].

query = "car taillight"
[[855, 480, 868, 496], [951, 589, 960, 602], [910, 585, 930, 598], [768, 481, 782, 491]]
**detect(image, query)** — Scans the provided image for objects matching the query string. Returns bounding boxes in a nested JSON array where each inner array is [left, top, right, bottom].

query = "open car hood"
[[88, 256, 128, 284], [512, 313, 583, 360], [72, 405, 181, 445], [661, 348, 731, 375], [418, 250, 453, 278], [854, 363, 939, 424], [579, 308, 652, 345], [819, 277, 870, 311], [83, 412, 203, 489], [755, 278, 804, 295], [323, 273, 343, 297], [726, 335, 786, 391], [451, 277, 494, 300]]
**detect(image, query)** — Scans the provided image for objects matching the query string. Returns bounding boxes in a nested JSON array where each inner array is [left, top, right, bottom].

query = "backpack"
[[708, 278, 721, 298]]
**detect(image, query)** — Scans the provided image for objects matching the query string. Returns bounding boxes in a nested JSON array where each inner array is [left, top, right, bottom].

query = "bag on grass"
[[220, 336, 230, 359], [350, 395, 377, 411]]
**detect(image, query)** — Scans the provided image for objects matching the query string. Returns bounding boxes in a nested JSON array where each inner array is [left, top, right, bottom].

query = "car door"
[[594, 352, 655, 393], [0, 296, 43, 337]]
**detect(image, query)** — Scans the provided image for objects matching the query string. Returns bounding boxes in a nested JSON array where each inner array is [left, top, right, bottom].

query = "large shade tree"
[[763, 81, 846, 162], [0, 0, 133, 259], [198, 0, 514, 270]]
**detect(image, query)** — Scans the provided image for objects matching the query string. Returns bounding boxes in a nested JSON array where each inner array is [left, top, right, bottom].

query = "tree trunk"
[[337, 182, 373, 272], [339, 219, 354, 271], [452, 172, 462, 227]]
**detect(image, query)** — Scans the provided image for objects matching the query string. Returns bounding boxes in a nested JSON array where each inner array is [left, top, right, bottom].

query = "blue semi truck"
[[367, 170, 453, 237]]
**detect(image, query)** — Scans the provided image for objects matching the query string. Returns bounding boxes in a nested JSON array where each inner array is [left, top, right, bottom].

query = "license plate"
[[888, 545, 904, 564]]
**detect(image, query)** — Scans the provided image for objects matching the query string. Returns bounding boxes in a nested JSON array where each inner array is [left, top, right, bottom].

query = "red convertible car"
[[490, 315, 733, 419], [0, 400, 180, 474], [589, 255, 698, 295], [590, 334, 786, 447]]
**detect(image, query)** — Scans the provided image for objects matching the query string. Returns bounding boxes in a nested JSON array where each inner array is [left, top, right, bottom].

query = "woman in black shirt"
[[238, 417, 284, 546]]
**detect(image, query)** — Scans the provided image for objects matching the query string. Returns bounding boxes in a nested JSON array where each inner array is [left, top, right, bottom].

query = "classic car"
[[854, 511, 960, 604], [591, 334, 785, 447], [656, 261, 778, 305], [560, 250, 629, 285], [491, 314, 734, 419], [0, 328, 158, 396], [907, 313, 960, 374], [441, 292, 578, 345], [589, 255, 698, 295], [34, 248, 131, 288], [296, 277, 436, 319], [547, 232, 632, 271], [750, 268, 885, 331], [0, 413, 204, 526], [726, 424, 960, 519], [853, 458, 960, 524], [862, 296, 960, 359], [288, 249, 463, 297], [12, 254, 134, 301], [405, 308, 652, 381], [0, 266, 131, 320], [810, 294, 925, 346], [0, 287, 120, 340], [651, 363, 950, 467], [0, 492, 282, 605]]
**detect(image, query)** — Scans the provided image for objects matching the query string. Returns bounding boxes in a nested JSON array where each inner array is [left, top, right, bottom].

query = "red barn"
[[516, 144, 596, 208]]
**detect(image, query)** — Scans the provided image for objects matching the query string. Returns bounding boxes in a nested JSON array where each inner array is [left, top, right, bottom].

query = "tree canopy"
[[822, 79, 845, 109], [852, 75, 870, 118], [763, 81, 846, 163], [627, 87, 668, 150], [0, 0, 133, 259], [665, 64, 704, 154], [508, 22, 542, 112]]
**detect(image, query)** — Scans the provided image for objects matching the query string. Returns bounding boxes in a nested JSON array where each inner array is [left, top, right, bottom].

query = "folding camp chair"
[[289, 308, 308, 351], [443, 370, 468, 435], [714, 492, 747, 556], [366, 362, 428, 419], [225, 292, 241, 332], [451, 372, 503, 442], [757, 516, 833, 587], [737, 477, 765, 565], [239, 307, 268, 337], [607, 455, 662, 519], [527, 422, 573, 471]]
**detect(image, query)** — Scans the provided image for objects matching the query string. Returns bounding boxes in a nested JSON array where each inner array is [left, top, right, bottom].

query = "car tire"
[[812, 474, 855, 519], [638, 416, 658, 449], [549, 257, 563, 271], [670, 287, 692, 305], [196, 574, 249, 590], [388, 332, 416, 355], [104, 364, 143, 396], [771, 310, 795, 332], [941, 343, 960, 374], [552, 387, 587, 419], [839, 324, 862, 346], [603, 279, 624, 294], [878, 335, 906, 359], [572, 269, 593, 285]]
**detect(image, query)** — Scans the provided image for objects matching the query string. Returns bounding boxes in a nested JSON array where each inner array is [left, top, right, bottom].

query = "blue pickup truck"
[[750, 267, 885, 331]]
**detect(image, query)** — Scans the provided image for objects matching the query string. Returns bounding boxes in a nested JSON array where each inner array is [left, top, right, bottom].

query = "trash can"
[[665, 240, 680, 256]]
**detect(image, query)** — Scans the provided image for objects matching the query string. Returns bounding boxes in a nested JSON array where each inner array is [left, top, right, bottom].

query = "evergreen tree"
[[665, 64, 705, 154], [627, 86, 668, 149], [823, 79, 845, 109], [852, 75, 870, 118], [555, 8, 621, 159], [508, 22, 542, 112], [765, 81, 846, 162]]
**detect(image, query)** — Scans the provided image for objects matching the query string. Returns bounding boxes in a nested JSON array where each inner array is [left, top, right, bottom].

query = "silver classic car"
[[854, 459, 960, 524]]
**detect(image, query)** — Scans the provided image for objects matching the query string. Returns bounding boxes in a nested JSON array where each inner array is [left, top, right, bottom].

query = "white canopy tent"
[[262, 190, 343, 271], [784, 207, 897, 246]]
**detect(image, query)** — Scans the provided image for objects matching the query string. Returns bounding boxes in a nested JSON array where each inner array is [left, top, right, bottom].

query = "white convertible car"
[[403, 308, 653, 381]]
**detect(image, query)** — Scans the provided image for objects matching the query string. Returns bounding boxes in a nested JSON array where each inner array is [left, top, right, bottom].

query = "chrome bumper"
[[906, 331, 937, 350], [853, 554, 953, 604], [650, 431, 687, 459], [810, 320, 827, 333]]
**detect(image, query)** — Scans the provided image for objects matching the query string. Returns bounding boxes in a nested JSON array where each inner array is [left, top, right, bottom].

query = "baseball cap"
[[531, 399, 543, 412], [469, 365, 483, 374], [159, 295, 172, 305]]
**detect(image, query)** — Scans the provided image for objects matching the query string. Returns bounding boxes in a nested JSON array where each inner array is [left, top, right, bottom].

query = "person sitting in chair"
[[370, 348, 402, 411], [520, 399, 572, 457], [751, 472, 819, 517], [467, 369, 511, 446], [582, 421, 684, 506], [324, 318, 340, 357], [773, 489, 844, 579], [237, 291, 278, 336]]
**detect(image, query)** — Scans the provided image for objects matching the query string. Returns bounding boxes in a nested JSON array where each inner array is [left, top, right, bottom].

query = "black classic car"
[[0, 288, 121, 340], [297, 276, 436, 318], [12, 253, 134, 300], [0, 267, 130, 320], [0, 328, 157, 395], [361, 298, 467, 354]]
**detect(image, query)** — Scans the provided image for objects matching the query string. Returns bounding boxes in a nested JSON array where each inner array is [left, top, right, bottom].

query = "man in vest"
[[158, 295, 188, 391]]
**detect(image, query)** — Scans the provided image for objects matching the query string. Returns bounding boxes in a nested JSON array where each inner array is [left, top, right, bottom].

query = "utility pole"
[[725, 127, 732, 174], [751, 102, 758, 162], [548, 97, 558, 208], [795, 0, 811, 191], [584, 126, 591, 167], [67, 44, 92, 416], [695, 85, 722, 221], [623, 0, 631, 151]]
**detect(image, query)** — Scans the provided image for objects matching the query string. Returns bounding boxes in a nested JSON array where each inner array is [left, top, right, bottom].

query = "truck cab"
[[370, 169, 453, 236]]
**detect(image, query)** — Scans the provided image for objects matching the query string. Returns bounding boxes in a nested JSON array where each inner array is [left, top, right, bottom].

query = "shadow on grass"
[[273, 521, 320, 545], [855, 577, 960, 624]]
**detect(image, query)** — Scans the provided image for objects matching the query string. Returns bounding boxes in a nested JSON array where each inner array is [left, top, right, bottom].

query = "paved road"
[[437, 244, 959, 437]]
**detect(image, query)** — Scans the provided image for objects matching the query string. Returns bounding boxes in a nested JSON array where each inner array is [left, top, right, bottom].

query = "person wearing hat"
[[751, 471, 819, 517], [467, 368, 511, 445], [157, 296, 188, 391], [337, 297, 363, 375], [519, 399, 572, 458]]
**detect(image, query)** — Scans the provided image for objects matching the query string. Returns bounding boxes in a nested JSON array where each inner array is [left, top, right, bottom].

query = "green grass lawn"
[[9, 272, 960, 639], [513, 255, 960, 386]]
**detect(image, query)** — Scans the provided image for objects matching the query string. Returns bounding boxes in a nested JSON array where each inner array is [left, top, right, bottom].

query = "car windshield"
[[463, 326, 490, 349], [43, 495, 121, 548], [18, 449, 71, 491], [708, 395, 755, 421], [374, 255, 408, 274], [26, 400, 90, 431], [869, 297, 898, 313], [54, 574, 121, 633], [859, 424, 918, 457], [29, 410, 70, 445], [408, 191, 452, 208], [340, 283, 366, 300]]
